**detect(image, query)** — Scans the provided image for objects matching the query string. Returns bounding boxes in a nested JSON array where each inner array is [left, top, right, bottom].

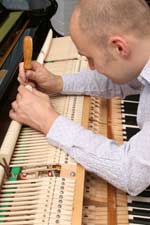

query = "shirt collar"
[[138, 60, 150, 85]]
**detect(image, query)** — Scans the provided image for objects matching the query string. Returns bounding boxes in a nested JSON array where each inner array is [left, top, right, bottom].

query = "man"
[[10, 0, 150, 196]]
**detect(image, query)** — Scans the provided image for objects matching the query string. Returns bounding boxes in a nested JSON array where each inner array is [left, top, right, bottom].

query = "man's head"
[[70, 0, 150, 84]]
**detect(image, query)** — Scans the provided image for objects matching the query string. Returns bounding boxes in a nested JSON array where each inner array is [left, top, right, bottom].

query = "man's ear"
[[109, 36, 131, 58]]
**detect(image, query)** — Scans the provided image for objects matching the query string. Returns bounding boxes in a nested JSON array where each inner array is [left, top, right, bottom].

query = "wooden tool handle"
[[23, 36, 33, 70]]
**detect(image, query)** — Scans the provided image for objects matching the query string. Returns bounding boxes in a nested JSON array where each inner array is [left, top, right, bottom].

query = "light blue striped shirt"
[[47, 61, 150, 196]]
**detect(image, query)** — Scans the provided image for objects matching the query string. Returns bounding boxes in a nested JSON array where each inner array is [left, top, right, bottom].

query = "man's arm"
[[47, 115, 150, 196], [62, 69, 143, 98], [19, 62, 142, 98]]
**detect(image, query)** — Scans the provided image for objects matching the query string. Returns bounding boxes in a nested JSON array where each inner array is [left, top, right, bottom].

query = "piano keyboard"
[[121, 95, 140, 141], [122, 96, 150, 225]]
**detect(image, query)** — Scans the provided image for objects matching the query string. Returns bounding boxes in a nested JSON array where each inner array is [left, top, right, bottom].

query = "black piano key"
[[122, 102, 138, 114], [123, 115, 137, 126], [128, 201, 150, 209], [138, 190, 150, 198], [125, 95, 140, 102], [129, 217, 150, 225], [124, 127, 140, 140], [124, 94, 150, 224], [129, 209, 150, 217]]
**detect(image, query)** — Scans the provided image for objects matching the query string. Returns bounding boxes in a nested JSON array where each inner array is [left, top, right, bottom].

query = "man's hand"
[[9, 85, 59, 134], [18, 61, 63, 95]]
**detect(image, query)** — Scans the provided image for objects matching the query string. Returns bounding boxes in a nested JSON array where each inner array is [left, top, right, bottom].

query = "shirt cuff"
[[61, 74, 73, 94]]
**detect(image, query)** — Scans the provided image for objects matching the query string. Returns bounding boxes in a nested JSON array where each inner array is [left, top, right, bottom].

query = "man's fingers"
[[17, 85, 41, 99], [16, 93, 22, 102], [19, 62, 26, 82], [9, 109, 22, 123], [9, 109, 16, 120], [32, 87, 48, 98], [19, 61, 42, 83], [31, 61, 43, 70], [17, 76, 23, 84], [11, 101, 18, 112], [25, 70, 37, 81]]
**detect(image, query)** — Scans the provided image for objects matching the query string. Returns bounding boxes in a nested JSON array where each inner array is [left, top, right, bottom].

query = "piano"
[[0, 1, 149, 225]]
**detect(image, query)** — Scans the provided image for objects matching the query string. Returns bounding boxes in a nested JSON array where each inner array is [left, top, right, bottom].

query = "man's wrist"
[[55, 75, 63, 93], [41, 112, 59, 135], [50, 75, 63, 94]]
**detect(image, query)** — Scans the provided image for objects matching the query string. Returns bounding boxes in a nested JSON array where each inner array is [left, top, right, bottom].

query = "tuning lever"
[[23, 36, 33, 70]]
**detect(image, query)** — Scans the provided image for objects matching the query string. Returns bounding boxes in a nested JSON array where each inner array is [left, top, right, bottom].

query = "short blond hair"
[[78, 0, 150, 44]]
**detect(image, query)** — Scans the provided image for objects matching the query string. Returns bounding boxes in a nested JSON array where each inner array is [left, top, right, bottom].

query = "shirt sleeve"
[[61, 69, 142, 98], [47, 115, 150, 196]]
